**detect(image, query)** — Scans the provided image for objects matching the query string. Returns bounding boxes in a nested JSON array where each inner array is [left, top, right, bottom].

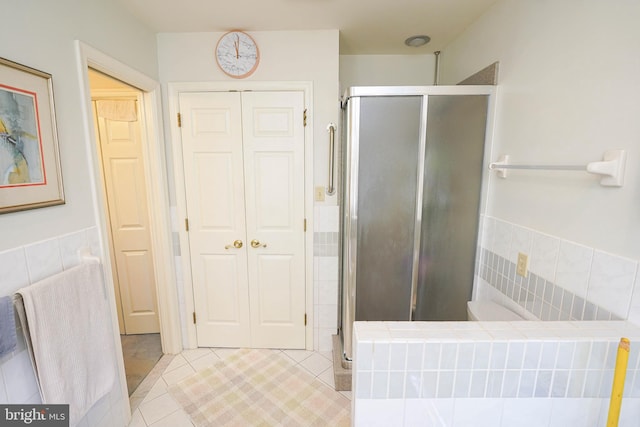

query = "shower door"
[[340, 86, 493, 363], [413, 94, 490, 321]]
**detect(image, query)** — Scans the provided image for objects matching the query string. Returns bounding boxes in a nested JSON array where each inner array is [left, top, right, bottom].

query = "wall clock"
[[215, 30, 260, 79]]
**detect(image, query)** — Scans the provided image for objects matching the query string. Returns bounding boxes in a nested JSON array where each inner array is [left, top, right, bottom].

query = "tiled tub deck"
[[352, 320, 640, 427]]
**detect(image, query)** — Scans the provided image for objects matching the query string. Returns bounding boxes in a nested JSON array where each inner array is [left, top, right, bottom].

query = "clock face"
[[215, 31, 260, 79]]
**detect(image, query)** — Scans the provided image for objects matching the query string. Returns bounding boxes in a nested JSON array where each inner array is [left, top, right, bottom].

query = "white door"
[[241, 92, 306, 348], [179, 91, 306, 349], [94, 98, 161, 335]]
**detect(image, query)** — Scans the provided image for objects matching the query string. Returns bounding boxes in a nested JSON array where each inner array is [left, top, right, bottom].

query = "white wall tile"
[[555, 241, 593, 298], [549, 398, 602, 427], [372, 342, 390, 371], [586, 251, 638, 318], [318, 328, 334, 352], [493, 219, 513, 259], [421, 371, 438, 398], [354, 399, 404, 427], [372, 372, 389, 398], [453, 398, 504, 427], [436, 371, 454, 398], [453, 370, 471, 398], [389, 343, 407, 371], [501, 398, 552, 427], [404, 398, 454, 427], [317, 280, 338, 305], [510, 225, 533, 264], [0, 248, 29, 295], [58, 230, 88, 270], [1, 350, 39, 403], [628, 268, 640, 326], [405, 371, 421, 398], [480, 215, 495, 253], [24, 238, 63, 283], [530, 232, 559, 282], [356, 372, 372, 399], [317, 257, 339, 281], [85, 227, 101, 258], [406, 343, 424, 371]]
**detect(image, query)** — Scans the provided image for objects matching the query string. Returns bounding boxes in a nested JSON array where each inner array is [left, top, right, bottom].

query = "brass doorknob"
[[250, 239, 267, 248], [225, 240, 243, 249]]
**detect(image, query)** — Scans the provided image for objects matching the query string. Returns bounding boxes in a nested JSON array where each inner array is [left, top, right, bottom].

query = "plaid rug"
[[168, 349, 351, 426]]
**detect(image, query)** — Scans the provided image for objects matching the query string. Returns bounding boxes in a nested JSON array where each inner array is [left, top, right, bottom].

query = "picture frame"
[[0, 57, 64, 213]]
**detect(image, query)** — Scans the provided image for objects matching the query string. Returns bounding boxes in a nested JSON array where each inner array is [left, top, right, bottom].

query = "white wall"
[[0, 0, 159, 424], [339, 55, 435, 91], [157, 30, 340, 206], [441, 0, 640, 260], [0, 0, 159, 252]]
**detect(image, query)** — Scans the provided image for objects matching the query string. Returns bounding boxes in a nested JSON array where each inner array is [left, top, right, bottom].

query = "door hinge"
[[304, 313, 307, 326], [185, 218, 189, 231], [193, 312, 197, 324], [177, 112, 182, 128], [303, 109, 307, 127], [304, 218, 307, 232]]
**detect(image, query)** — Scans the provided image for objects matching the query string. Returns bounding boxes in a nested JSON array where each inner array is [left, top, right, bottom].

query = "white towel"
[[15, 263, 116, 426]]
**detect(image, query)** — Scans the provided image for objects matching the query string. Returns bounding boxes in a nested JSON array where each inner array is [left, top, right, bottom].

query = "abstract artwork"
[[0, 58, 63, 213]]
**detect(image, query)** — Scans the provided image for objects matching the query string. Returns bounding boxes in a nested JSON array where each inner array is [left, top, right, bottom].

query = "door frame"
[[75, 41, 182, 356], [168, 81, 314, 350]]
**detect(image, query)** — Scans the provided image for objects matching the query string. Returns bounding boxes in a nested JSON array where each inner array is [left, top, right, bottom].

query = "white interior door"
[[242, 91, 306, 349], [94, 98, 160, 335], [179, 92, 252, 347], [179, 90, 306, 349]]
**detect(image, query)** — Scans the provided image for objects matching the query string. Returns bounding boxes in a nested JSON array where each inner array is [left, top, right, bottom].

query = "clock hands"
[[234, 35, 240, 59]]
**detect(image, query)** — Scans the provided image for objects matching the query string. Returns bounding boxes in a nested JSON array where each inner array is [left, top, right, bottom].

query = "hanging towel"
[[15, 262, 116, 426], [0, 296, 17, 357]]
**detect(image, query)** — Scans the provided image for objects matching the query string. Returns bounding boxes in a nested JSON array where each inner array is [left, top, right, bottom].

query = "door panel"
[[95, 100, 160, 334], [241, 91, 305, 349], [179, 92, 251, 347], [180, 90, 306, 349]]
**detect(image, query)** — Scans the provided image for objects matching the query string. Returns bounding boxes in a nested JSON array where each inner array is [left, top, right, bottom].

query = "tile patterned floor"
[[127, 348, 352, 427]]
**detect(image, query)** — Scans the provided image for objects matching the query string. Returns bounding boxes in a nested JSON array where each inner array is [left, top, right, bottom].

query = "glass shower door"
[[413, 95, 489, 321], [353, 95, 423, 321]]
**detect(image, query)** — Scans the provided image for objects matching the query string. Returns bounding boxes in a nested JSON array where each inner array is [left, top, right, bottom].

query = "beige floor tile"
[[148, 409, 194, 427], [162, 363, 195, 386], [299, 352, 333, 376], [188, 351, 220, 372], [282, 349, 314, 363], [139, 393, 180, 426]]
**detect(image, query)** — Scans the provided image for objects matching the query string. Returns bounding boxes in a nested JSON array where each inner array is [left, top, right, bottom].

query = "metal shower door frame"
[[339, 85, 496, 364]]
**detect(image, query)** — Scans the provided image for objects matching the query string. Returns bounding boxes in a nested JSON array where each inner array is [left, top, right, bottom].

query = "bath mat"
[[168, 348, 350, 427]]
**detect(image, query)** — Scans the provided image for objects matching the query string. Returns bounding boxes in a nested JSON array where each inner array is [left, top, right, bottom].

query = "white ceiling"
[[116, 0, 499, 55]]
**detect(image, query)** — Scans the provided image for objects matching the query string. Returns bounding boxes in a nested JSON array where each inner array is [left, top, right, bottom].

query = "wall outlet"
[[315, 186, 325, 202], [516, 252, 529, 277]]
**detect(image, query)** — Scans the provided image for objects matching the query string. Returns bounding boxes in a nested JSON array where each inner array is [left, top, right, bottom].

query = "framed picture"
[[0, 57, 64, 214]]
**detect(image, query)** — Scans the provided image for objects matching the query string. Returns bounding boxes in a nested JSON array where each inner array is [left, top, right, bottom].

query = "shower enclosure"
[[339, 86, 494, 365]]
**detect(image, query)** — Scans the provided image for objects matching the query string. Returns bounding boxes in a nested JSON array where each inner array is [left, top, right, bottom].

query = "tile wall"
[[478, 216, 640, 324], [314, 205, 340, 352], [0, 228, 128, 427], [352, 321, 640, 427]]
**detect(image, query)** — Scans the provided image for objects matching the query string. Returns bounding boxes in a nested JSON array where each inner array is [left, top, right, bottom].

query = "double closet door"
[[179, 91, 306, 349]]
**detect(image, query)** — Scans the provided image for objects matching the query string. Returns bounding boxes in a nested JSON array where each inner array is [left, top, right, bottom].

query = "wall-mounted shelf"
[[489, 150, 627, 187]]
